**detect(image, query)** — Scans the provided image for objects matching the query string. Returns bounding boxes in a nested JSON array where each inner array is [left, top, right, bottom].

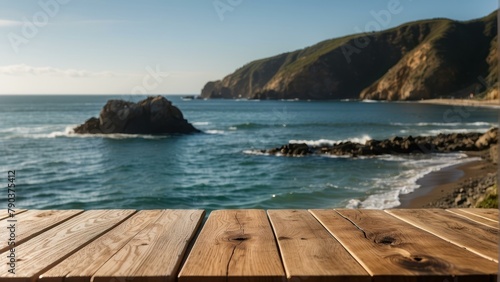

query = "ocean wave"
[[67, 133, 169, 140], [228, 122, 389, 131], [234, 98, 261, 102], [289, 135, 372, 146], [242, 149, 309, 158], [192, 121, 211, 126], [3, 125, 75, 139], [242, 149, 269, 156], [423, 128, 490, 135], [391, 121, 492, 127], [0, 125, 63, 134], [205, 130, 225, 135], [7, 126, 170, 140], [346, 154, 478, 209], [230, 122, 267, 130], [319, 154, 351, 159]]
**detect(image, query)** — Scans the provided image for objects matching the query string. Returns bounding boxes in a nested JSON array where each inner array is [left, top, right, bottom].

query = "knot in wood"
[[388, 254, 451, 271], [230, 236, 248, 241], [375, 235, 398, 245]]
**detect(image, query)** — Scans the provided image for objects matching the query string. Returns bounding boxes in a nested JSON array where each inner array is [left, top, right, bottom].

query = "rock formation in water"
[[260, 128, 498, 157], [201, 11, 497, 101], [74, 96, 199, 134]]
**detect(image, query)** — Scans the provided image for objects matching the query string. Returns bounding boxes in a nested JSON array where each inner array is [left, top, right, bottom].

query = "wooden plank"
[[39, 210, 165, 282], [311, 209, 497, 282], [268, 210, 369, 282], [446, 209, 499, 229], [93, 209, 205, 282], [387, 209, 499, 262], [457, 208, 499, 222], [178, 209, 285, 282], [0, 210, 135, 282], [0, 210, 83, 253], [0, 209, 27, 220]]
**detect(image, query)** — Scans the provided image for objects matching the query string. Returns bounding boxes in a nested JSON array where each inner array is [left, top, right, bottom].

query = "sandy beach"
[[417, 98, 500, 108], [400, 99, 499, 208], [399, 150, 497, 208]]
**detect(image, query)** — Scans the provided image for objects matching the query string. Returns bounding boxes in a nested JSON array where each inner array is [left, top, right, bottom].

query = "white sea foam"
[[242, 149, 269, 156], [346, 153, 479, 209], [391, 121, 492, 127], [0, 125, 61, 134], [67, 133, 169, 140], [361, 99, 378, 103], [8, 125, 169, 140], [424, 128, 490, 135], [205, 130, 225, 135], [319, 154, 351, 159], [192, 121, 211, 126], [289, 135, 372, 146]]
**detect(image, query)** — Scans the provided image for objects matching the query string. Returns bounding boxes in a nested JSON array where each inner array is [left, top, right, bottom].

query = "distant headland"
[[201, 11, 497, 101]]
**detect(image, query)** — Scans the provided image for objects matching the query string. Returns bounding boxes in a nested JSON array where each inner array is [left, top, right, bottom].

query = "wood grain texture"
[[39, 210, 165, 282], [446, 209, 499, 229], [387, 209, 499, 262], [178, 209, 285, 282], [93, 209, 205, 282], [0, 209, 27, 220], [457, 208, 499, 222], [268, 210, 369, 282], [311, 209, 498, 282], [0, 210, 135, 282], [0, 210, 83, 253]]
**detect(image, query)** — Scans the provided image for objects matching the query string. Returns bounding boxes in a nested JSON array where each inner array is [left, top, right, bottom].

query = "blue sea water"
[[0, 95, 497, 211]]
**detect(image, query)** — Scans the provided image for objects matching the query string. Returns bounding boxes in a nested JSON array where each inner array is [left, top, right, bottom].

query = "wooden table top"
[[0, 208, 497, 282]]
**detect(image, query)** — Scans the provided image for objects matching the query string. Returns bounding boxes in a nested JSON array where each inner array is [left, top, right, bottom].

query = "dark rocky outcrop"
[[262, 128, 498, 157], [201, 11, 497, 101], [74, 96, 199, 134]]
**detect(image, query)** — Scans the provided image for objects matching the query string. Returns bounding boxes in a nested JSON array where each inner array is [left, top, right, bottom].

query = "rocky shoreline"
[[259, 128, 498, 209], [262, 128, 498, 158]]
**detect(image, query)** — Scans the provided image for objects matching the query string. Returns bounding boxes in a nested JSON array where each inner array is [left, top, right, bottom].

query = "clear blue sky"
[[0, 0, 497, 94]]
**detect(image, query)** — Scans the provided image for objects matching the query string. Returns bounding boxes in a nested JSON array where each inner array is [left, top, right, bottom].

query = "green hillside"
[[201, 10, 497, 100]]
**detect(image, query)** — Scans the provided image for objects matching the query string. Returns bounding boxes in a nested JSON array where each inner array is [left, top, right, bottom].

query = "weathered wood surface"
[[454, 208, 499, 222], [39, 210, 165, 282], [0, 209, 497, 282], [0, 210, 135, 282], [447, 208, 499, 229], [93, 209, 204, 282], [0, 210, 82, 254], [311, 209, 498, 282], [268, 210, 369, 282], [178, 209, 285, 282], [387, 209, 499, 262], [0, 209, 27, 220]]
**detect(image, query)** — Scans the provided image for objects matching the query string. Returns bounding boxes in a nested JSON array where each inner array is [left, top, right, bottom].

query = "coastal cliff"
[[201, 11, 497, 100]]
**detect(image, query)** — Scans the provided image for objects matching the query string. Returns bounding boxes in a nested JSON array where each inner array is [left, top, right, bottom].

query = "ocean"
[[0, 95, 497, 212]]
